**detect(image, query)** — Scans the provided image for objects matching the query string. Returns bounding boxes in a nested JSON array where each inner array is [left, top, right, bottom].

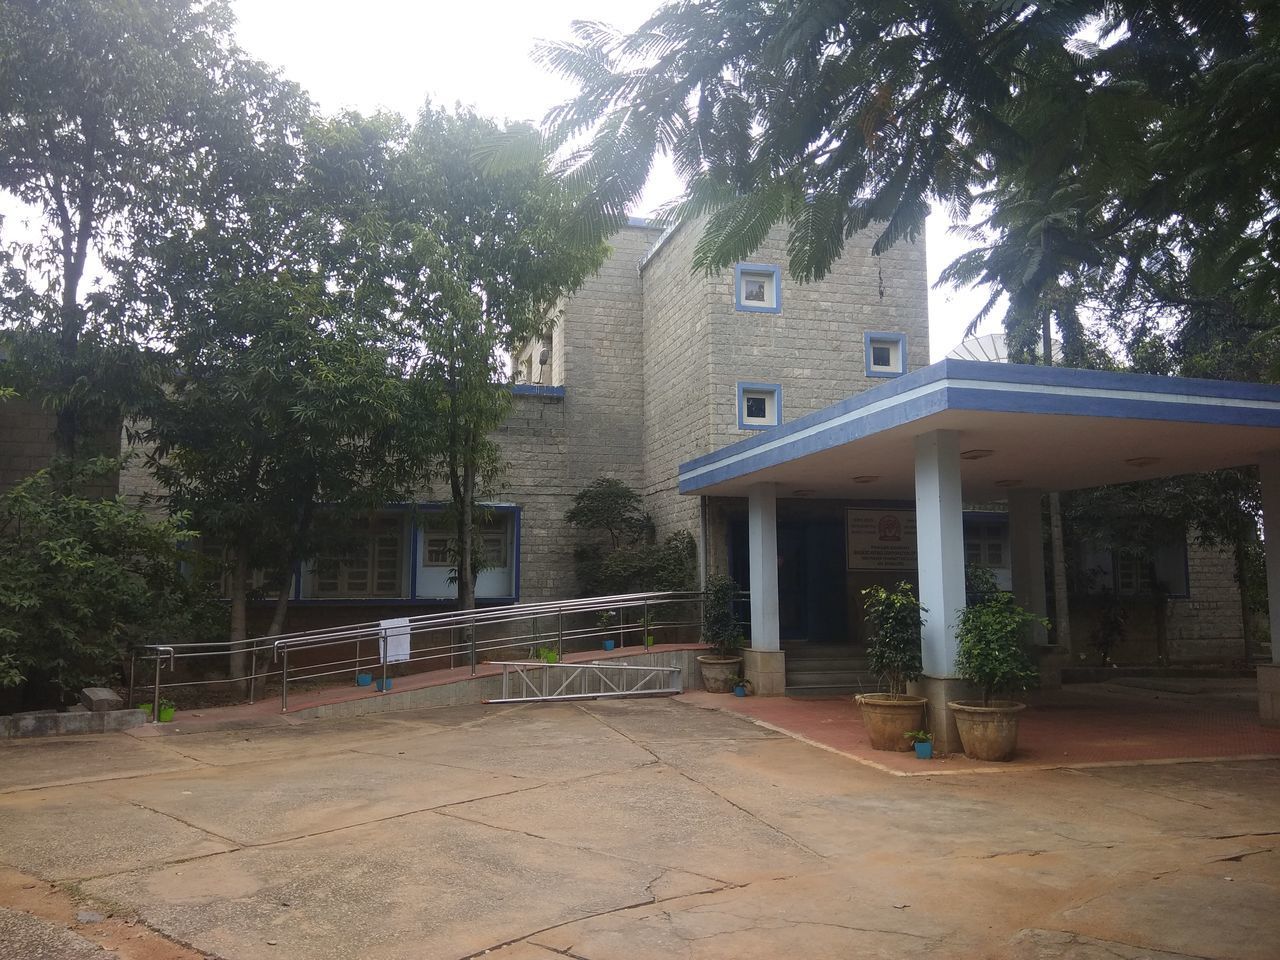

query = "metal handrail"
[[133, 590, 705, 717]]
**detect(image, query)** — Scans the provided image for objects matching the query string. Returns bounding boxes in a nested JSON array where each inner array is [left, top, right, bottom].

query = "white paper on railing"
[[380, 618, 411, 664]]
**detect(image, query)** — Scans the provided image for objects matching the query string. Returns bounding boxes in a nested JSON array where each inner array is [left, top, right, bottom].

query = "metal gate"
[[490, 660, 682, 704]]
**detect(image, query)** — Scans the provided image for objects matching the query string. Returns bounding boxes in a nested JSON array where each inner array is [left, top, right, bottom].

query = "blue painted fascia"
[[512, 384, 565, 398], [678, 359, 1280, 494]]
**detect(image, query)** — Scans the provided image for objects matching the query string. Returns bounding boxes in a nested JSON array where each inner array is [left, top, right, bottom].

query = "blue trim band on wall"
[[733, 262, 783, 314], [737, 381, 783, 430], [512, 384, 565, 398], [864, 331, 907, 378]]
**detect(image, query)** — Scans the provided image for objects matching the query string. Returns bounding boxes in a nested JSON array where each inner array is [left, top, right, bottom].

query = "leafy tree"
[[565, 477, 696, 597], [566, 477, 652, 548], [538, 2, 1278, 366], [388, 104, 608, 610], [0, 457, 225, 709], [131, 112, 436, 652], [0, 0, 292, 464]]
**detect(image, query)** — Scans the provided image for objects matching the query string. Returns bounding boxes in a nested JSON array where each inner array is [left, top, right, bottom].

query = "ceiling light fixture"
[[960, 449, 994, 460], [852, 475, 879, 484], [792, 489, 816, 497], [1125, 456, 1160, 468], [994, 479, 1021, 487]]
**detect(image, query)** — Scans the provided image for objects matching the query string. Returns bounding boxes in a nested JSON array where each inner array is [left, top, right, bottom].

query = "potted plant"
[[536, 646, 559, 664], [731, 677, 753, 698], [698, 574, 744, 693], [157, 697, 176, 723], [947, 567, 1044, 761], [642, 612, 655, 648], [905, 730, 933, 759], [856, 582, 927, 751], [597, 610, 618, 651]]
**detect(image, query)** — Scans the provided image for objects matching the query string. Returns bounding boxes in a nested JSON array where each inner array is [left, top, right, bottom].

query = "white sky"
[[231, 1, 998, 359]]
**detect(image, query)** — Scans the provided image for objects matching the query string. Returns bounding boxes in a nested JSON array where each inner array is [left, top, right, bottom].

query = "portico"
[[680, 359, 1280, 751]]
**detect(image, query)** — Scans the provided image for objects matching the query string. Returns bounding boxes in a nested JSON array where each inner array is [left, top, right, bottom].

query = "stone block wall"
[[640, 222, 712, 539], [1068, 540, 1247, 665], [0, 398, 122, 498], [0, 398, 57, 492], [638, 219, 930, 546], [489, 391, 575, 602], [559, 222, 663, 496]]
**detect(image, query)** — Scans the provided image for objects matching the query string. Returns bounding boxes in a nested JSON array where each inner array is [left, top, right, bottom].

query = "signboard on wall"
[[846, 509, 918, 571]]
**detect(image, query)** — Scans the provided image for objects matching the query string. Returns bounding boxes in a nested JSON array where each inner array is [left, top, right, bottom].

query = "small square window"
[[737, 382, 782, 430], [865, 332, 906, 378], [734, 263, 781, 313]]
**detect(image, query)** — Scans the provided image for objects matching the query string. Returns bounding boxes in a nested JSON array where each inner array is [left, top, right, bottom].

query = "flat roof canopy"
[[679, 359, 1280, 501]]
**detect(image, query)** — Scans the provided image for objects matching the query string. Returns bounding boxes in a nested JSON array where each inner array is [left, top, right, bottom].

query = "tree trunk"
[[1040, 316, 1072, 651], [1235, 539, 1252, 665], [458, 432, 477, 612], [228, 540, 250, 682], [265, 495, 314, 638], [266, 578, 292, 638], [1048, 492, 1072, 650]]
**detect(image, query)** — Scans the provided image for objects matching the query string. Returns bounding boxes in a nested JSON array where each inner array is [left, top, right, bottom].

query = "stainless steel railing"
[[131, 591, 704, 718]]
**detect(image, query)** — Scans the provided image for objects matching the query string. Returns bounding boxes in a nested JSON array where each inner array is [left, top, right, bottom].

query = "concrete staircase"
[[784, 644, 881, 698]]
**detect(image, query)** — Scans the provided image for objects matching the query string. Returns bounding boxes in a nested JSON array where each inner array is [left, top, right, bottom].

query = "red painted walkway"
[[678, 681, 1280, 775]]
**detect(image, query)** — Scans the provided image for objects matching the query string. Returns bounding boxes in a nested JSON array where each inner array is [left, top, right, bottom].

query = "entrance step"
[[785, 669, 879, 687], [784, 684, 867, 698], [783, 645, 881, 699], [784, 657, 870, 672]]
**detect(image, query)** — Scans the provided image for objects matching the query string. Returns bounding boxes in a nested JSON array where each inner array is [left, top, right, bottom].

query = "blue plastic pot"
[[356, 673, 373, 687], [602, 639, 616, 651], [376, 678, 393, 692], [914, 741, 933, 760], [733, 685, 747, 698]]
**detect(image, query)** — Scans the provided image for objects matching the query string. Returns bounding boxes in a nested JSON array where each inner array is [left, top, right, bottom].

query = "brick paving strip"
[[678, 680, 1280, 776]]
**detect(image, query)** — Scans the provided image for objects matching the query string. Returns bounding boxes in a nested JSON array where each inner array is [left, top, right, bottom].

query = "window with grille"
[[314, 515, 406, 599]]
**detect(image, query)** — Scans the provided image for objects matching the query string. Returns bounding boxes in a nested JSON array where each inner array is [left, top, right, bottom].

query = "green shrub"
[[0, 459, 226, 709], [861, 581, 924, 696]]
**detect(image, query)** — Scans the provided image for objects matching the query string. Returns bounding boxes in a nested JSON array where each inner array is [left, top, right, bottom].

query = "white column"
[[914, 431, 967, 676], [1009, 489, 1049, 646], [1260, 456, 1280, 665], [747, 482, 780, 651]]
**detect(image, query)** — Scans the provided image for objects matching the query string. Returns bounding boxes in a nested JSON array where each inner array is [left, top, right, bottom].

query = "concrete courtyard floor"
[[0, 698, 1277, 960]]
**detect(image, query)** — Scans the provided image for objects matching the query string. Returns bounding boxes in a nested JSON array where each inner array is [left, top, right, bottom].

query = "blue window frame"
[[865, 331, 907, 378], [734, 263, 782, 314], [737, 381, 783, 430]]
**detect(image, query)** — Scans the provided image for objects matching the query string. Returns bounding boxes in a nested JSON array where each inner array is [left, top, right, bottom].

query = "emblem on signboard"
[[877, 514, 902, 542]]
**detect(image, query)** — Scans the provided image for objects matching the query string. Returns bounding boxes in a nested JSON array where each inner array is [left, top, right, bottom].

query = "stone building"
[[0, 217, 1250, 671]]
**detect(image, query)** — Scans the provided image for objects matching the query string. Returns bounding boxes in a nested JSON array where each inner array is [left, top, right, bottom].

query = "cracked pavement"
[[0, 698, 1276, 959]]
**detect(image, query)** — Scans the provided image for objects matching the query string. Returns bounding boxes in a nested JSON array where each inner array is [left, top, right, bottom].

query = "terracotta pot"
[[697, 655, 743, 694], [855, 693, 928, 751], [948, 700, 1027, 761]]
